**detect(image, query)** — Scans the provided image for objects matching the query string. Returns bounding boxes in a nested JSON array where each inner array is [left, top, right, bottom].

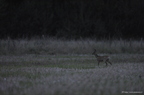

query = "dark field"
[[0, 39, 144, 95]]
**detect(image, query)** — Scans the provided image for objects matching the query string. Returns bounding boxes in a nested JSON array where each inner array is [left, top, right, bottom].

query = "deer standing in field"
[[92, 49, 112, 66]]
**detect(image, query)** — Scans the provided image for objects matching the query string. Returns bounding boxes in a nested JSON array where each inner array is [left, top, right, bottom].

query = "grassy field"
[[0, 39, 144, 95], [0, 54, 144, 95]]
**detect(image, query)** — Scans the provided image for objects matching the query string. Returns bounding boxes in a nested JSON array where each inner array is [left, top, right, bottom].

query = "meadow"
[[0, 38, 144, 95]]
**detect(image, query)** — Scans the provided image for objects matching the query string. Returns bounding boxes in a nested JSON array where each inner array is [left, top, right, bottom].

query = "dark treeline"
[[0, 0, 144, 39]]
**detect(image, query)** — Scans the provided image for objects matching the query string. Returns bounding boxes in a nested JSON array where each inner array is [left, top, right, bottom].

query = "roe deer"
[[92, 49, 112, 66]]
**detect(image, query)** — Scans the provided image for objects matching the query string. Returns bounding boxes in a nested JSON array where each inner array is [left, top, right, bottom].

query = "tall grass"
[[0, 38, 144, 55]]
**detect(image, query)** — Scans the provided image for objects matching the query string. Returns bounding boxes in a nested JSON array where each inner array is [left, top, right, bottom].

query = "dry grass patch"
[[0, 38, 144, 55]]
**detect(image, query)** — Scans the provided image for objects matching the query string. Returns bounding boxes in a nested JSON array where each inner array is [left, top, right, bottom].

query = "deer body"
[[92, 49, 112, 66]]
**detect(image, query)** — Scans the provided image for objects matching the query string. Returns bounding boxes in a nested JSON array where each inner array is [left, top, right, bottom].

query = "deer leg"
[[105, 61, 108, 66], [98, 61, 100, 67], [107, 60, 112, 65]]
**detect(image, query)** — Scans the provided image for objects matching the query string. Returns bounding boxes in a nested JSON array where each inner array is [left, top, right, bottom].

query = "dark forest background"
[[0, 0, 144, 39]]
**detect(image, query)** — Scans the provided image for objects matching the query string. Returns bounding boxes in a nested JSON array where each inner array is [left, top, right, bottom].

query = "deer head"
[[92, 49, 97, 55]]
